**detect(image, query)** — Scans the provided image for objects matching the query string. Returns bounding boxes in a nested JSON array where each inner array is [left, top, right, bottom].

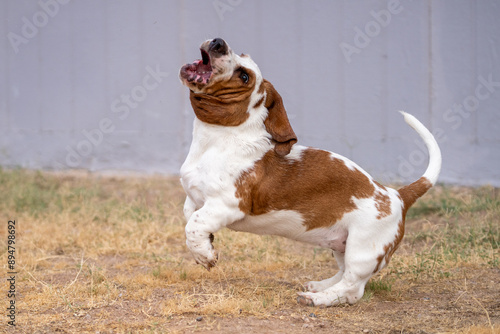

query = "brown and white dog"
[[179, 38, 441, 307]]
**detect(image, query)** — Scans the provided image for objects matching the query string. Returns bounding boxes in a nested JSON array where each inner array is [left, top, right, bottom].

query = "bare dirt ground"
[[1, 170, 498, 333]]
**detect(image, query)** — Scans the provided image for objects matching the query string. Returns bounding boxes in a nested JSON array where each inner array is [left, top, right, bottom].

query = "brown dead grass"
[[0, 169, 498, 333]]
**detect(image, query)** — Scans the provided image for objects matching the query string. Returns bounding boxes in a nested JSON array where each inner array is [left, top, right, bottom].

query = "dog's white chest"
[[181, 119, 271, 209], [181, 149, 224, 208], [180, 144, 248, 210]]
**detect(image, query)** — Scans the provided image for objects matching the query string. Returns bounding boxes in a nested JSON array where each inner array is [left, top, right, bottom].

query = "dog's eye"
[[240, 72, 249, 84]]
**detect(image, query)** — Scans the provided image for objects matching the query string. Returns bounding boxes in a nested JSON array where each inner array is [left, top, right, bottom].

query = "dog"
[[178, 38, 441, 307]]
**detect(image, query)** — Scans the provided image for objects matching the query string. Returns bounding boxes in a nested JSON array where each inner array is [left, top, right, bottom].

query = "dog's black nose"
[[209, 38, 228, 55]]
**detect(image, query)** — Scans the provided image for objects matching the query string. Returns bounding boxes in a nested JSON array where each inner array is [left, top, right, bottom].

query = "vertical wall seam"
[[178, 0, 188, 167], [70, 2, 75, 136], [37, 8, 43, 135], [138, 2, 145, 135], [382, 7, 389, 175], [472, 0, 478, 144], [428, 0, 433, 130], [104, 1, 109, 139], [338, 0, 346, 149], [295, 0, 303, 134], [5, 1, 11, 132]]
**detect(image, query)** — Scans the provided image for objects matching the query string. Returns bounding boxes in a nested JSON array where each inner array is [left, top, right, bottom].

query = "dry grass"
[[0, 169, 499, 333]]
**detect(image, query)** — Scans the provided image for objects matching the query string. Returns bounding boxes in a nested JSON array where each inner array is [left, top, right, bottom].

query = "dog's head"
[[179, 38, 297, 156]]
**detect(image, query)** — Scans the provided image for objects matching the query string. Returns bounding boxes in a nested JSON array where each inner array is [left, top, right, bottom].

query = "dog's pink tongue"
[[196, 59, 212, 73], [186, 60, 211, 84]]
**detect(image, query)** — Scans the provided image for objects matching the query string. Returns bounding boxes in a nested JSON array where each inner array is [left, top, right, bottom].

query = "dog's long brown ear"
[[262, 79, 297, 156]]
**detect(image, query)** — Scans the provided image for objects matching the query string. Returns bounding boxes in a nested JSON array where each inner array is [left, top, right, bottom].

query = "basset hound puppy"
[[179, 38, 441, 307]]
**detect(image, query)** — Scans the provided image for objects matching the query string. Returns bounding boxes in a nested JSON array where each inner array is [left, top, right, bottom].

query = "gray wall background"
[[1, 0, 499, 186]]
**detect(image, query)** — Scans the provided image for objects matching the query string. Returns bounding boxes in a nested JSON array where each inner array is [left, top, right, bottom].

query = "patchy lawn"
[[1, 169, 499, 333]]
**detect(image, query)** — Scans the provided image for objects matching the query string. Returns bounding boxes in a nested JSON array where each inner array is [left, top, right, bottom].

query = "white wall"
[[1, 0, 499, 186]]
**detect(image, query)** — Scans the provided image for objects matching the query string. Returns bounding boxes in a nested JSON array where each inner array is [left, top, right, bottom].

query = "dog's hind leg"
[[304, 250, 345, 293], [298, 231, 382, 306]]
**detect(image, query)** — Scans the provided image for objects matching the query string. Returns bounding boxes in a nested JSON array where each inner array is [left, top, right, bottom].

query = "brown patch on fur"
[[398, 177, 432, 217], [374, 219, 405, 273], [261, 80, 297, 156], [374, 190, 391, 219], [189, 67, 256, 126], [235, 148, 376, 230]]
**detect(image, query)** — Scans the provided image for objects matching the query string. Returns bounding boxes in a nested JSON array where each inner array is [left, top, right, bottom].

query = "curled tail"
[[397, 111, 442, 216]]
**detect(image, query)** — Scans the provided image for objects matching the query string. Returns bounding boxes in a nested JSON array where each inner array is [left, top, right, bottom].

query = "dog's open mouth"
[[180, 49, 213, 85]]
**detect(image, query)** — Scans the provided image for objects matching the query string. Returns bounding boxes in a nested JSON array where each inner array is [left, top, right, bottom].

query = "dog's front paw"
[[194, 248, 219, 271], [186, 238, 218, 271]]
